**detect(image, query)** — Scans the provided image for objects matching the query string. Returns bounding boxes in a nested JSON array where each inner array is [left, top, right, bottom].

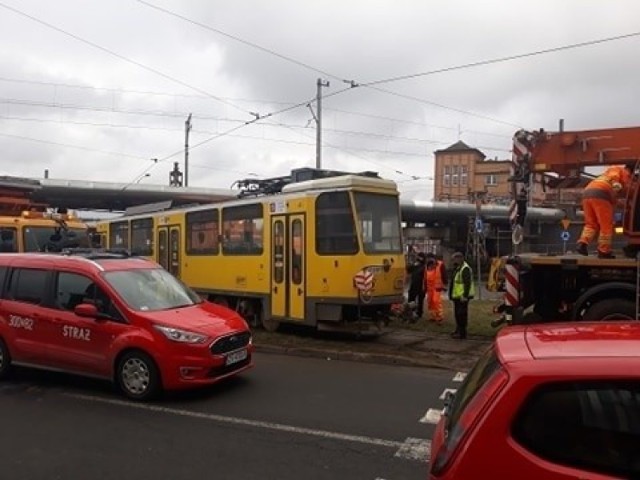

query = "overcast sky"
[[0, 0, 638, 200]]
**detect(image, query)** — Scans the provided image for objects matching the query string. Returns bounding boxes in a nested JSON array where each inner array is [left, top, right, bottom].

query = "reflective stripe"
[[583, 188, 615, 203]]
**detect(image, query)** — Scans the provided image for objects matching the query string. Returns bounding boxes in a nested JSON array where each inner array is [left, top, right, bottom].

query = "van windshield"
[[103, 268, 202, 312]]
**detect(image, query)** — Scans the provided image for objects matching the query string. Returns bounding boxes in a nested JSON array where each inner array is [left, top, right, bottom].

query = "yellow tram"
[[96, 170, 406, 333]]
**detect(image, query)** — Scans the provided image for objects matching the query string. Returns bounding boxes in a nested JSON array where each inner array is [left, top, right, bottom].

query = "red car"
[[0, 250, 253, 400], [430, 322, 640, 479]]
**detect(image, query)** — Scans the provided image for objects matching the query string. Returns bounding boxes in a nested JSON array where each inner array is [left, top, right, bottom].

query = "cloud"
[[0, 0, 638, 201]]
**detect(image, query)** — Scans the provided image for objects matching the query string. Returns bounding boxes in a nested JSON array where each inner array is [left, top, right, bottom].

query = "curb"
[[254, 343, 454, 370]]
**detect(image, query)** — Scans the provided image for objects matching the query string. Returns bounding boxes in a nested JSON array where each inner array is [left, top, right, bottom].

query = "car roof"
[[0, 252, 158, 274], [496, 321, 640, 362]]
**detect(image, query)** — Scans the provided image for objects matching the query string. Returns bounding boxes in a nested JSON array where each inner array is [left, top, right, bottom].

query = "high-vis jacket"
[[582, 165, 632, 204], [451, 262, 475, 300]]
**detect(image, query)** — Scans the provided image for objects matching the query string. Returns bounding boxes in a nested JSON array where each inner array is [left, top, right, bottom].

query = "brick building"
[[433, 140, 581, 207]]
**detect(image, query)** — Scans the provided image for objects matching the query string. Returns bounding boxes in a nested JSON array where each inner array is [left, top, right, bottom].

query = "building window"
[[461, 166, 468, 187], [443, 166, 451, 187], [452, 165, 459, 186], [485, 174, 498, 186]]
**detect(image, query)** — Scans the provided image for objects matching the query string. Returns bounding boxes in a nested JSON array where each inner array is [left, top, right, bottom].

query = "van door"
[[2, 267, 52, 364]]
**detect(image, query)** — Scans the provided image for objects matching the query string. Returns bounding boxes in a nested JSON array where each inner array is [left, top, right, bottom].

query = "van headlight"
[[154, 325, 208, 344]]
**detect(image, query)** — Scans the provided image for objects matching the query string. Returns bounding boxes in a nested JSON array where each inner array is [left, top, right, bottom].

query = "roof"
[[434, 140, 486, 158], [0, 252, 157, 273], [497, 322, 640, 362]]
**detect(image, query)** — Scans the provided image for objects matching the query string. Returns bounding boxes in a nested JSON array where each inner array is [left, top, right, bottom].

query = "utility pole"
[[184, 113, 192, 187], [315, 78, 330, 169]]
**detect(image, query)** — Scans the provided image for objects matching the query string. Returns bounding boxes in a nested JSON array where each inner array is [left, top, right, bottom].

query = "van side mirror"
[[74, 303, 99, 318]]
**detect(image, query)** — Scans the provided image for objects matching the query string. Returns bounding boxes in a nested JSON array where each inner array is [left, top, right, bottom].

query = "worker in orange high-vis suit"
[[577, 164, 634, 259], [424, 253, 448, 323]]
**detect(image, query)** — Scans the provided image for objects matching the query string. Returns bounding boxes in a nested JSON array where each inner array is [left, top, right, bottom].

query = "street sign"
[[561, 231, 570, 241], [475, 217, 484, 233], [561, 218, 571, 230]]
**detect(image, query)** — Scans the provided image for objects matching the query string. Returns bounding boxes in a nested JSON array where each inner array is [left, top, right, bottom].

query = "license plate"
[[225, 348, 248, 366]]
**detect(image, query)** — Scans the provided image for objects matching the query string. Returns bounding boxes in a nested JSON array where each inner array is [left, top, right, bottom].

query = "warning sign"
[[561, 218, 571, 230]]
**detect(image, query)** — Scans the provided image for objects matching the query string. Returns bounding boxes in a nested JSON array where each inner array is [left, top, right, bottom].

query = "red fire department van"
[[0, 250, 253, 400]]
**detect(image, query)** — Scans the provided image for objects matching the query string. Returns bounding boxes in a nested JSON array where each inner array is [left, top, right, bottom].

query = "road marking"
[[419, 408, 443, 424], [394, 437, 431, 462], [439, 388, 457, 400], [65, 392, 429, 461], [453, 372, 467, 382]]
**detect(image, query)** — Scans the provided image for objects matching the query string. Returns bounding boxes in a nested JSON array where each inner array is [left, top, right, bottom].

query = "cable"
[[363, 30, 640, 87], [133, 0, 522, 129], [0, 131, 147, 159], [0, 76, 514, 138], [365, 86, 523, 128], [0, 1, 255, 118], [136, 0, 345, 84]]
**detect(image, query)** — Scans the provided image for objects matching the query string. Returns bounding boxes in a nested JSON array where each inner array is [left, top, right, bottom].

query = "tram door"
[[157, 225, 181, 277], [270, 214, 305, 321]]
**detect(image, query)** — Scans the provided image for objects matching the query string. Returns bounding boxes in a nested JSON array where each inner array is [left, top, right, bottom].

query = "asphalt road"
[[0, 353, 464, 480]]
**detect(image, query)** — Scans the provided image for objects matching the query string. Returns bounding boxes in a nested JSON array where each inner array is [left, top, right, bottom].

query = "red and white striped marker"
[[504, 263, 519, 307]]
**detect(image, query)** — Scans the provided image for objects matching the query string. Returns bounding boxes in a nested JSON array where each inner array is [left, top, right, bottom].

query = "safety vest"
[[425, 260, 444, 291], [452, 262, 475, 299]]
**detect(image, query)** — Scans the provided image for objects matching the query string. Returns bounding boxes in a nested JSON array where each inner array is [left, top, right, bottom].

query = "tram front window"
[[353, 192, 402, 254]]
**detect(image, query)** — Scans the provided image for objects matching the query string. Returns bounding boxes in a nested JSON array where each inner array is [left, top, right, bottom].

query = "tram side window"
[[222, 204, 264, 255], [315, 192, 358, 255], [0, 228, 17, 253], [186, 209, 219, 255], [131, 218, 153, 256], [109, 221, 129, 250]]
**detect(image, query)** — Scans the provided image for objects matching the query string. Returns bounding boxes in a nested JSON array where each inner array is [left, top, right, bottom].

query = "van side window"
[[55, 272, 124, 322], [8, 268, 48, 304], [0, 228, 17, 253], [512, 381, 640, 479]]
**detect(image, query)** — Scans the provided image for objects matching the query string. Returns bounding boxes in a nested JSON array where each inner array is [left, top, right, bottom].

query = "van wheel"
[[0, 338, 11, 379], [116, 351, 161, 401], [582, 299, 637, 321]]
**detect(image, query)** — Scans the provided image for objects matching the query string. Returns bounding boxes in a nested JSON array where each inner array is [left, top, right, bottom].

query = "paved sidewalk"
[[253, 327, 492, 372]]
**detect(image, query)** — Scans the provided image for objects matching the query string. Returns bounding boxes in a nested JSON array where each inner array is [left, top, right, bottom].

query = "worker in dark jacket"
[[448, 252, 475, 339], [406, 252, 426, 320]]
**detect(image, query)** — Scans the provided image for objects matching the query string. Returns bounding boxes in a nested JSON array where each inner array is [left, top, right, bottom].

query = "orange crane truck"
[[496, 125, 640, 324]]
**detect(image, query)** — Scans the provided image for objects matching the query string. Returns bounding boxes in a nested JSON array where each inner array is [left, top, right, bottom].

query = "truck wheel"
[[116, 351, 161, 401], [582, 299, 637, 321], [0, 338, 11, 379]]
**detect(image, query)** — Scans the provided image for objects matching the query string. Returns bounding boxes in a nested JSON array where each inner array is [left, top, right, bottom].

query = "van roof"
[[0, 252, 157, 273], [497, 322, 640, 362]]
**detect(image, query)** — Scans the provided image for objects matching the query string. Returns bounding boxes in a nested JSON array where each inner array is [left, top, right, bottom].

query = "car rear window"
[[446, 345, 501, 431], [512, 381, 640, 478]]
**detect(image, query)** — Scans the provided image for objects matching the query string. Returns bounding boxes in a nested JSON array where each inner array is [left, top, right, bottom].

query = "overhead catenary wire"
[[361, 30, 640, 87], [0, 1, 256, 118]]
